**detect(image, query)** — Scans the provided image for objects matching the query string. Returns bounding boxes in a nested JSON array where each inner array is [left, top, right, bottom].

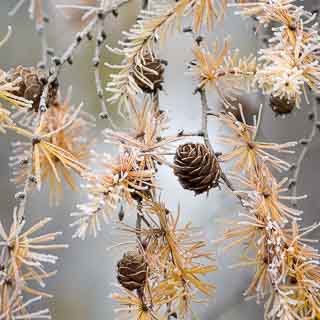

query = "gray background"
[[0, 1, 319, 319]]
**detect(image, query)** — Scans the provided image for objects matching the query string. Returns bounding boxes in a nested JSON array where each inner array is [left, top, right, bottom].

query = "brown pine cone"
[[5, 66, 58, 111], [269, 95, 295, 115], [174, 143, 220, 195], [132, 55, 165, 94], [117, 251, 147, 291]]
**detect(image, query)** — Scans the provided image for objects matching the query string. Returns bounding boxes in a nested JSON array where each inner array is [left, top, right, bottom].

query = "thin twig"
[[15, 144, 35, 222], [152, 91, 159, 112], [36, 8, 49, 70], [38, 0, 130, 117], [9, 0, 49, 69], [38, 24, 49, 69], [8, 0, 26, 16], [289, 96, 319, 207], [197, 88, 248, 207], [8, 1, 52, 222], [15, 110, 47, 222], [176, 129, 204, 137], [140, 214, 151, 228], [199, 88, 213, 153], [136, 200, 143, 244], [0, 26, 12, 48], [93, 11, 116, 127]]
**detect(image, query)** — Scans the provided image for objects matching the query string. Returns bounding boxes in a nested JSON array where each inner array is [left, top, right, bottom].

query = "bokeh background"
[[0, 1, 320, 319]]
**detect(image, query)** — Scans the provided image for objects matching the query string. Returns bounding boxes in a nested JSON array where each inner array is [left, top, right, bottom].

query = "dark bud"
[[32, 136, 41, 145], [97, 37, 103, 46], [308, 112, 315, 120], [76, 33, 83, 43], [28, 175, 37, 184], [92, 57, 100, 68], [97, 10, 105, 20], [289, 163, 297, 171], [52, 78, 59, 88], [39, 104, 47, 113], [39, 76, 48, 85], [67, 56, 73, 65], [300, 138, 309, 145], [86, 32, 93, 41], [101, 31, 107, 40], [97, 89, 103, 99], [194, 86, 201, 94], [4, 277, 13, 286], [118, 206, 125, 221], [195, 35, 203, 46], [188, 59, 197, 67], [289, 275, 298, 284], [262, 191, 271, 198], [19, 158, 29, 166], [99, 112, 109, 119], [52, 56, 61, 66], [160, 59, 168, 66], [15, 191, 26, 201], [288, 22, 297, 31], [183, 26, 193, 33], [288, 179, 296, 189], [43, 15, 50, 23], [37, 62, 46, 70], [46, 47, 55, 56]]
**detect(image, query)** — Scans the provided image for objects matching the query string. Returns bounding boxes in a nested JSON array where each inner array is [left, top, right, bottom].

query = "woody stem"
[[136, 200, 143, 244], [289, 95, 319, 207], [197, 88, 248, 208], [199, 88, 213, 153]]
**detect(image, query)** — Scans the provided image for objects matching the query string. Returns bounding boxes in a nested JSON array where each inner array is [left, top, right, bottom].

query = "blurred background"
[[0, 1, 320, 319]]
